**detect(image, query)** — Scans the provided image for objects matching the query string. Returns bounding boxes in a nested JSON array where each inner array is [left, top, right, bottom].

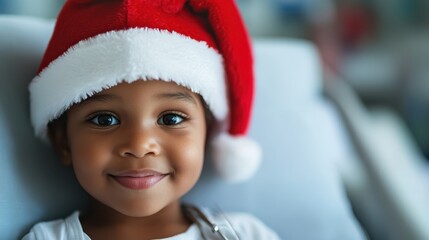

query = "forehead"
[[101, 80, 195, 95], [72, 80, 203, 109]]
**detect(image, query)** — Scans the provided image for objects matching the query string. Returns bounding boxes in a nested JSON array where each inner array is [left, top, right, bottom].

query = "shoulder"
[[221, 212, 281, 240], [22, 211, 89, 240]]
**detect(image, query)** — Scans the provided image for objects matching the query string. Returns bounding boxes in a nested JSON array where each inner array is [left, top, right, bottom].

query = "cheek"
[[68, 132, 112, 181], [69, 132, 108, 160], [175, 137, 205, 168], [166, 130, 206, 180]]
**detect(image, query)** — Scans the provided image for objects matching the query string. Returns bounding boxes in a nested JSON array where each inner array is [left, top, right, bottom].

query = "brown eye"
[[158, 113, 185, 126], [90, 114, 119, 126]]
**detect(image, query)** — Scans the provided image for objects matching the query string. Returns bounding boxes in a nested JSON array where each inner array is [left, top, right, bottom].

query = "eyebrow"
[[157, 92, 198, 105]]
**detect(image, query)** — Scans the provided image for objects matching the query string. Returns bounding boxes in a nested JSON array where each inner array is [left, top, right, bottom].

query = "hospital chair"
[[324, 78, 429, 240], [3, 14, 425, 240]]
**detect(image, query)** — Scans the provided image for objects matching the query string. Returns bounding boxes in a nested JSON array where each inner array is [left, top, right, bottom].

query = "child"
[[23, 0, 280, 239]]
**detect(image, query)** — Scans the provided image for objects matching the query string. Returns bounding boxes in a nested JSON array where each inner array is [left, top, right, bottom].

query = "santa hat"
[[29, 0, 261, 183]]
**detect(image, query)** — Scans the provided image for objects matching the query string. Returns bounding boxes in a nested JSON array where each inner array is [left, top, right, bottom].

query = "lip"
[[109, 170, 168, 190]]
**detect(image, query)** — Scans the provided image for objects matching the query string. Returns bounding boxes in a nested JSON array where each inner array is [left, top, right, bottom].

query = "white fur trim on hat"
[[210, 133, 262, 183], [30, 28, 227, 139]]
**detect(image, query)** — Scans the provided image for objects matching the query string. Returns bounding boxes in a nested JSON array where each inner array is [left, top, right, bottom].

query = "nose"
[[116, 126, 161, 159]]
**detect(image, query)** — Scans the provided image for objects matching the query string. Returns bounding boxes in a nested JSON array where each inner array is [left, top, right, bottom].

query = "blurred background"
[[1, 0, 429, 239], [1, 0, 428, 160]]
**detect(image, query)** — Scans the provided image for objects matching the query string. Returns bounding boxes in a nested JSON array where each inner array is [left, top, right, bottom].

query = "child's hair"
[[30, 0, 261, 183]]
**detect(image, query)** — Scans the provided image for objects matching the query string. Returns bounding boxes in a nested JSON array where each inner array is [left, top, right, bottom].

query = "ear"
[[47, 118, 72, 165]]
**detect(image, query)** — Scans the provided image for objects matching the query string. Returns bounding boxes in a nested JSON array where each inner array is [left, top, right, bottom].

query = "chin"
[[113, 200, 171, 218]]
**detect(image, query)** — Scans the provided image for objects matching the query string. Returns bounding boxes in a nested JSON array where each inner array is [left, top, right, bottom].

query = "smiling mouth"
[[110, 170, 168, 190]]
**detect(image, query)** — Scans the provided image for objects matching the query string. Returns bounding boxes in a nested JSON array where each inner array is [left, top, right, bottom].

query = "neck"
[[80, 198, 191, 240]]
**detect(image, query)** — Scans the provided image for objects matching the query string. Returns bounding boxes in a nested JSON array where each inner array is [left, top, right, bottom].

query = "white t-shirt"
[[22, 211, 281, 240]]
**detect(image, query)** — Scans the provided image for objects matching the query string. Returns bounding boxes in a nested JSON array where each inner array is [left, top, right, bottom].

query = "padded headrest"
[[254, 39, 323, 107]]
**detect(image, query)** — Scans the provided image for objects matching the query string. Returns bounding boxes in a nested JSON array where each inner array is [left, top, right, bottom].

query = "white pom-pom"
[[210, 133, 262, 183]]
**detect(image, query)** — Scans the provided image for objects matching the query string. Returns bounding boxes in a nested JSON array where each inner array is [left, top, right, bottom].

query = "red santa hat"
[[29, 0, 261, 183]]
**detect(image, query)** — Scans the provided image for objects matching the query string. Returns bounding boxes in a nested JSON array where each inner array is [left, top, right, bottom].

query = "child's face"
[[58, 80, 207, 217]]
